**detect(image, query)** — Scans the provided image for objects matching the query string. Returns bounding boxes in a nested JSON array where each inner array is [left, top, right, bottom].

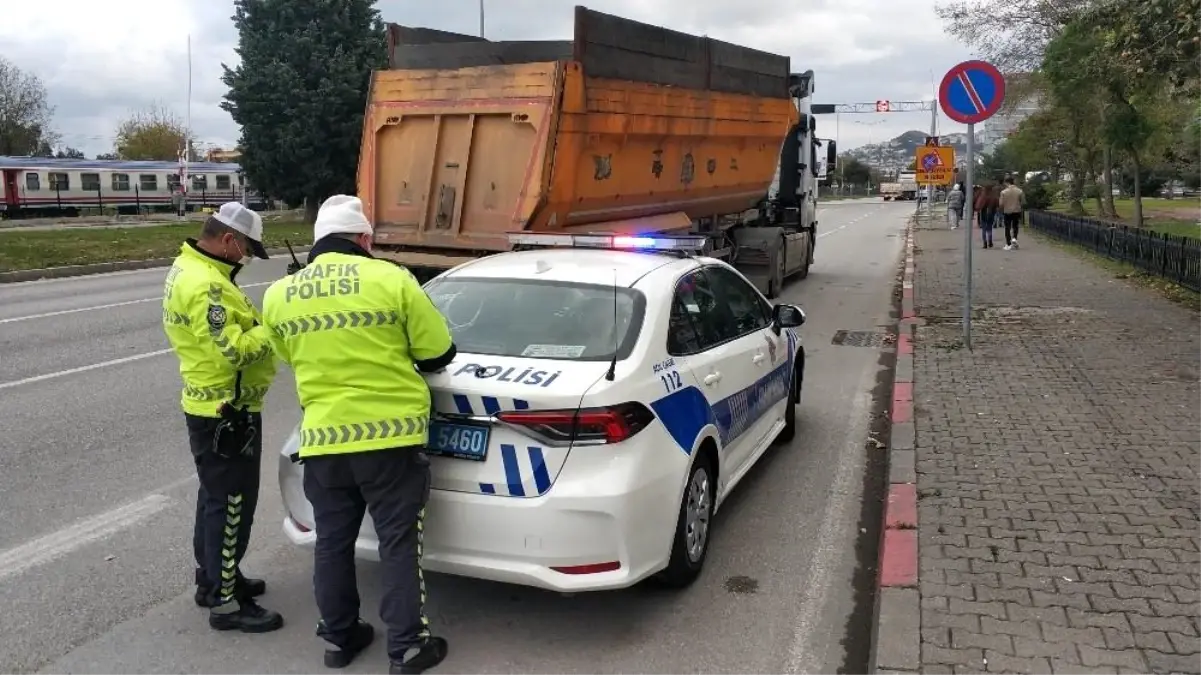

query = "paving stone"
[[912, 227, 1200, 675]]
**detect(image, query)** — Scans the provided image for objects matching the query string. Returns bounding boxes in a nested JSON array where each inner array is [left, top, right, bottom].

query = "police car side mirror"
[[772, 303, 806, 331]]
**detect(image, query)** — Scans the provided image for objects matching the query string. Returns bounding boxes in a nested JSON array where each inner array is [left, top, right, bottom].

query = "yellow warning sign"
[[915, 146, 955, 186]]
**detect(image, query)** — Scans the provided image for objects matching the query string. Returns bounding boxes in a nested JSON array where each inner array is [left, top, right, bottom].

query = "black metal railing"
[[1029, 210, 1201, 292]]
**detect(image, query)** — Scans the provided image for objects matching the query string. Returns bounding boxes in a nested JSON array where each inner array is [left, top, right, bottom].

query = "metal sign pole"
[[938, 59, 1005, 351], [963, 123, 974, 350]]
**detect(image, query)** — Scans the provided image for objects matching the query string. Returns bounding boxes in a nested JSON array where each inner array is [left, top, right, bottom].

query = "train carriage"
[[0, 156, 269, 218]]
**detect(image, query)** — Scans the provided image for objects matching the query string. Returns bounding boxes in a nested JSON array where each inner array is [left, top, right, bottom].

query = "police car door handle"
[[703, 373, 722, 386], [752, 352, 766, 365]]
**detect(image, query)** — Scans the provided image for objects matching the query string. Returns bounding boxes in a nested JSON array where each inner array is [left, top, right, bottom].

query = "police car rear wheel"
[[658, 457, 714, 588]]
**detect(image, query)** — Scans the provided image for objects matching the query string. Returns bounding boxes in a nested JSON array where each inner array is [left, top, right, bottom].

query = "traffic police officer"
[[161, 202, 284, 633], [262, 195, 456, 673]]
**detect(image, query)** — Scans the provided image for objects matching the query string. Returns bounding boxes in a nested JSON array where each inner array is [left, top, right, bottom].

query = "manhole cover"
[[832, 330, 889, 348]]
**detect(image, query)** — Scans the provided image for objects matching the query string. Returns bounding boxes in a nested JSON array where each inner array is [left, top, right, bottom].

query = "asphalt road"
[[0, 197, 912, 674]]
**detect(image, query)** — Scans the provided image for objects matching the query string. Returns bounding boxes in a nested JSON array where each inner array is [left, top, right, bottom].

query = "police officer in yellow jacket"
[[162, 202, 283, 633], [262, 195, 456, 674]]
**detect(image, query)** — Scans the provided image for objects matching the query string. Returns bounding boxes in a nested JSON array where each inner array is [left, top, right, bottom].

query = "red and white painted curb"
[[871, 219, 921, 673]]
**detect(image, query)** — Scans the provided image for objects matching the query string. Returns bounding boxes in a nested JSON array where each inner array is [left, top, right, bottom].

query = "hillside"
[[844, 129, 983, 174]]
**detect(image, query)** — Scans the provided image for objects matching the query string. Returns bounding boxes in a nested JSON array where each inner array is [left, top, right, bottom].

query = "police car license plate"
[[428, 422, 489, 461]]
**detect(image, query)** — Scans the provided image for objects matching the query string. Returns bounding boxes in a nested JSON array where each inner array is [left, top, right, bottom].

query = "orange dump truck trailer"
[[359, 6, 836, 297]]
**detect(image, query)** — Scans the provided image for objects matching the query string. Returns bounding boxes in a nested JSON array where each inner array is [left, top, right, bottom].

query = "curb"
[[872, 217, 921, 674], [0, 245, 312, 284]]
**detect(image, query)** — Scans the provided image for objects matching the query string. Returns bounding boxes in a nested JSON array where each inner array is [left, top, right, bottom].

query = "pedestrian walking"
[[262, 195, 458, 674], [999, 177, 1026, 250], [975, 183, 999, 249], [161, 202, 283, 632], [946, 183, 965, 229]]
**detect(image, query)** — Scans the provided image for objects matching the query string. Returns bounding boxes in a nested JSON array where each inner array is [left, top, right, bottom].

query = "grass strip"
[[0, 221, 311, 272]]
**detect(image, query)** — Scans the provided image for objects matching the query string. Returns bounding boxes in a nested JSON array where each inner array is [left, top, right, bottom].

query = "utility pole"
[[927, 101, 936, 216], [835, 111, 843, 194], [479, 0, 485, 37], [179, 33, 192, 220]]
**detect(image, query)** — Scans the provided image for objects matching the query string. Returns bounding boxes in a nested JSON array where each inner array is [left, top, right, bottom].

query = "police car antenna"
[[604, 268, 618, 381]]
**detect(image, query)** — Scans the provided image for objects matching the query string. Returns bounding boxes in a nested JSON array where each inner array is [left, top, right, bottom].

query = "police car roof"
[[442, 248, 691, 287]]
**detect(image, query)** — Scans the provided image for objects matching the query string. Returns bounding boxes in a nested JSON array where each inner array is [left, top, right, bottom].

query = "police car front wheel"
[[774, 356, 804, 444], [657, 454, 716, 588]]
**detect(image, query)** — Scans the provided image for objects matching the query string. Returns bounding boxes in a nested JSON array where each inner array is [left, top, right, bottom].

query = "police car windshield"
[[424, 277, 644, 362]]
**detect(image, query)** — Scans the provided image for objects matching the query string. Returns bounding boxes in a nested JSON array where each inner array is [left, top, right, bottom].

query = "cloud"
[[0, 0, 978, 159]]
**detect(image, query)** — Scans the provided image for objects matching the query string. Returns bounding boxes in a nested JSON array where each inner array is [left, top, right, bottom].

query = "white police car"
[[280, 232, 806, 591]]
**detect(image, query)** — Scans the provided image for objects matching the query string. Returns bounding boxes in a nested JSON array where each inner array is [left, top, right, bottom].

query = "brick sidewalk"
[[911, 225, 1200, 674]]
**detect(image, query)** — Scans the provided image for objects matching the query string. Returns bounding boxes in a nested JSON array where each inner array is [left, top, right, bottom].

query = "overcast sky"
[[0, 0, 978, 159]]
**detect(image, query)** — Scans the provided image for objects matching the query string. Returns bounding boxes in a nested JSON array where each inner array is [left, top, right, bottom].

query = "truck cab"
[[748, 70, 836, 294], [898, 171, 919, 200]]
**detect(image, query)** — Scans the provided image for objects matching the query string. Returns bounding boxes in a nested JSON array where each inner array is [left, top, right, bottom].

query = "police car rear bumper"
[[280, 443, 683, 592]]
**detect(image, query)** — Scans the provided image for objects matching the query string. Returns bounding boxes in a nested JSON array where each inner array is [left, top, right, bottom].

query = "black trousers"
[[1004, 212, 1021, 244], [303, 446, 432, 661], [186, 412, 262, 606]]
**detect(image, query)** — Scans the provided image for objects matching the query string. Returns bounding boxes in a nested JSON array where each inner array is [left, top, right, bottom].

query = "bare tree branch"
[[934, 0, 1095, 72], [0, 56, 56, 155]]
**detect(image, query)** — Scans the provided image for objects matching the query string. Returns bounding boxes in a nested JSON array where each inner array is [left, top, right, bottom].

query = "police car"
[[279, 232, 806, 591]]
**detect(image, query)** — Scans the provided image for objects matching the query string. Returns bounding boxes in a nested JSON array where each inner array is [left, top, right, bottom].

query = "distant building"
[[980, 73, 1042, 154], [205, 148, 242, 163]]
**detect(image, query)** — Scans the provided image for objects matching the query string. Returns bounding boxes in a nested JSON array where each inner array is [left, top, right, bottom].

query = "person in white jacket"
[[946, 184, 965, 229]]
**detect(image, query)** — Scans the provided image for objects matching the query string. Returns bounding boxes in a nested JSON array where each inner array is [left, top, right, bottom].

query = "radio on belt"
[[506, 232, 708, 252]]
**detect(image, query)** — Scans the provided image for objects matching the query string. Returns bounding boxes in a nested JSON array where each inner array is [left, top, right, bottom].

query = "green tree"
[[838, 156, 873, 187], [55, 146, 85, 159], [0, 56, 59, 156], [114, 105, 191, 161], [1040, 19, 1121, 217], [95, 152, 120, 160], [221, 0, 387, 223], [1087, 0, 1200, 93], [978, 140, 1033, 182]]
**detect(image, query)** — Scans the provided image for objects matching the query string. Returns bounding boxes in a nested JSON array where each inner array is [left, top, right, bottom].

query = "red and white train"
[[0, 156, 269, 218]]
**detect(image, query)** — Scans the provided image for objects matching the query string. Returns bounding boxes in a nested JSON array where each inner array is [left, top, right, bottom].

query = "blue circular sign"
[[938, 60, 1006, 125]]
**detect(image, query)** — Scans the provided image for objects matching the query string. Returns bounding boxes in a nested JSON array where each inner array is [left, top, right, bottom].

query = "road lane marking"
[[785, 389, 874, 674], [816, 203, 903, 239], [0, 281, 272, 325], [0, 494, 173, 583], [0, 349, 173, 391], [0, 298, 164, 324]]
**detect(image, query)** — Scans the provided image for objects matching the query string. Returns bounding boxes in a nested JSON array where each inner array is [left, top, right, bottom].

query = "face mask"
[[227, 238, 254, 266]]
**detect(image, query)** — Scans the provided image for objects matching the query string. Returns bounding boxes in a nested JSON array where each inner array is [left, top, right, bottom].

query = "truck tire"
[[796, 236, 812, 280], [766, 247, 784, 299]]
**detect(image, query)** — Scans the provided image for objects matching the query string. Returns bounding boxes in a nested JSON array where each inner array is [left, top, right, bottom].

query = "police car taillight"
[[507, 232, 707, 253], [496, 403, 655, 445]]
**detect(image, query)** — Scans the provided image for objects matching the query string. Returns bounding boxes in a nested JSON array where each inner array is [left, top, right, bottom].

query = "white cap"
[[313, 195, 373, 243], [212, 202, 269, 259]]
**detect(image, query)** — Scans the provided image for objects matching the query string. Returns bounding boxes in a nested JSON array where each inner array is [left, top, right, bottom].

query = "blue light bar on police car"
[[507, 232, 708, 252]]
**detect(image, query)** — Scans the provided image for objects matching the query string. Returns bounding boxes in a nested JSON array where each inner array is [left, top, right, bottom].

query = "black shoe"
[[195, 576, 267, 608], [322, 619, 375, 669], [389, 636, 448, 674], [208, 599, 285, 633]]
